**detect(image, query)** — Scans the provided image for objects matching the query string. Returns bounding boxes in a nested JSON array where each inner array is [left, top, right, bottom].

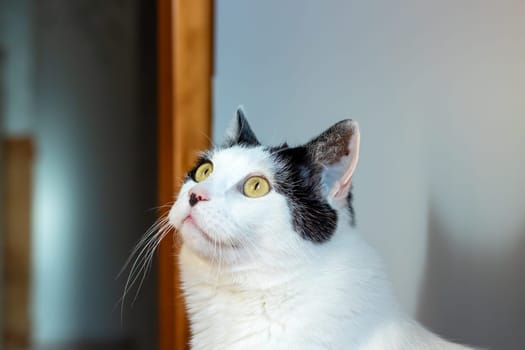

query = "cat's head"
[[169, 108, 360, 266]]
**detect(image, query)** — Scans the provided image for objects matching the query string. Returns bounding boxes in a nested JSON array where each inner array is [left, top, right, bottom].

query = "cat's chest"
[[182, 280, 347, 350], [184, 283, 297, 345], [177, 241, 398, 349]]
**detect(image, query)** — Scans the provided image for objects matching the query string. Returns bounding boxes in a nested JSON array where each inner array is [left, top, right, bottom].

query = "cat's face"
[[169, 109, 360, 267]]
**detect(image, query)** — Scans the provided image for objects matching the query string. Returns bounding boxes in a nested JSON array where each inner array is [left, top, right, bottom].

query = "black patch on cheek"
[[271, 146, 338, 243]]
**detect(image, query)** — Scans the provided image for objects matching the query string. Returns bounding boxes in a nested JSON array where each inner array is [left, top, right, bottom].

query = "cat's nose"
[[189, 187, 209, 207]]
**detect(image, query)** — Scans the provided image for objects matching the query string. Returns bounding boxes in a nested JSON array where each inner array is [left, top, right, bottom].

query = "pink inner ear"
[[329, 127, 360, 200]]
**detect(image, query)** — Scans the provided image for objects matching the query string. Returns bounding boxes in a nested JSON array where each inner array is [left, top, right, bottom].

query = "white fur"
[[169, 145, 476, 350]]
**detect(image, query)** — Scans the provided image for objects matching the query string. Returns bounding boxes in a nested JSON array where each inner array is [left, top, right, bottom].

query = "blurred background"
[[0, 0, 158, 349], [1, 0, 525, 350]]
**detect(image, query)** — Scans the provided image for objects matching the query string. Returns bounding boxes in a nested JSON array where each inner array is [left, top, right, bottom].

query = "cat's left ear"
[[223, 107, 261, 147], [306, 119, 360, 201]]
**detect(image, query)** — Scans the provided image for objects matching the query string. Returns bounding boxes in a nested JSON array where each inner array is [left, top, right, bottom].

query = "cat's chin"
[[179, 219, 242, 261], [184, 216, 217, 244], [181, 242, 244, 267]]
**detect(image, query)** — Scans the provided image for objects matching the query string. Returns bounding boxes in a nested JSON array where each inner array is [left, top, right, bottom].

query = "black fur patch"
[[270, 145, 340, 243], [347, 188, 356, 227]]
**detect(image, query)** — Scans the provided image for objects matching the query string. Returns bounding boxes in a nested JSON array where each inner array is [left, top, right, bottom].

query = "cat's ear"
[[306, 120, 360, 201], [223, 107, 261, 147]]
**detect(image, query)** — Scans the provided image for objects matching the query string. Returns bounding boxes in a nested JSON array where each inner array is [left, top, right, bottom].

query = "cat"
[[167, 108, 477, 350]]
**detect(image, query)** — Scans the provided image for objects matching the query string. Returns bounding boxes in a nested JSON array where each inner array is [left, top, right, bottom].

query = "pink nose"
[[189, 187, 209, 207]]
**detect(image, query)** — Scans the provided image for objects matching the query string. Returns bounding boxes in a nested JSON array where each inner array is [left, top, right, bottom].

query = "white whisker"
[[118, 213, 172, 322]]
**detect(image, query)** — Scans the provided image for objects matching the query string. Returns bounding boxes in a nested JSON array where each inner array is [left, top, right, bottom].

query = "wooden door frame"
[[157, 1, 213, 349], [2, 138, 34, 348]]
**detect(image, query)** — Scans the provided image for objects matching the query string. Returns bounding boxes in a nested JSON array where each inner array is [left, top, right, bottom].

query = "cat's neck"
[[179, 220, 399, 311]]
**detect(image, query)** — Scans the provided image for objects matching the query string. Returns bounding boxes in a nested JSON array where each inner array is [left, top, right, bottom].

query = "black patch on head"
[[224, 108, 261, 147], [185, 155, 211, 182], [270, 145, 340, 243]]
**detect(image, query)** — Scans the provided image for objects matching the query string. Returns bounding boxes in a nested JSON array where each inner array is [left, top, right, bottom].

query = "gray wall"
[[0, 0, 34, 135], [32, 1, 157, 348], [214, 1, 525, 349], [1, 0, 157, 348]]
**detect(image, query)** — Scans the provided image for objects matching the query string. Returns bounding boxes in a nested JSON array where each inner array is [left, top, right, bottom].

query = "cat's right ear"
[[306, 119, 360, 202], [223, 107, 261, 147]]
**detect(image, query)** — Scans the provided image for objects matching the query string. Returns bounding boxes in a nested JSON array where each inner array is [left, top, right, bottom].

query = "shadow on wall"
[[418, 201, 525, 350]]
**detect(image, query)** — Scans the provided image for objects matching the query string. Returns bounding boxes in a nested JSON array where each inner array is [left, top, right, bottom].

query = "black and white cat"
[[168, 109, 475, 350]]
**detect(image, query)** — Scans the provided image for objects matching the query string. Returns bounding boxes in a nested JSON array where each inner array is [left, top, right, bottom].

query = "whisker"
[[118, 217, 167, 279], [131, 224, 172, 304], [198, 130, 218, 149], [125, 229, 165, 296], [118, 213, 172, 322], [146, 203, 174, 212]]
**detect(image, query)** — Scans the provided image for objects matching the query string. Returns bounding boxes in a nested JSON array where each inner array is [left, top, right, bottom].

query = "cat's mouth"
[[183, 215, 239, 249]]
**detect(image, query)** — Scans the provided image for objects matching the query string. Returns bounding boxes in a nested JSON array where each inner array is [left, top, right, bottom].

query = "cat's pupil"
[[254, 181, 260, 190]]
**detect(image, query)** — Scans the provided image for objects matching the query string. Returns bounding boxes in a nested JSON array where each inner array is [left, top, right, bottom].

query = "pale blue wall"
[[214, 1, 525, 349]]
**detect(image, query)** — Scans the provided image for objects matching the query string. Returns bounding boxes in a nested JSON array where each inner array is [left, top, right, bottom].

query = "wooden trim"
[[157, 1, 213, 349], [2, 138, 34, 348]]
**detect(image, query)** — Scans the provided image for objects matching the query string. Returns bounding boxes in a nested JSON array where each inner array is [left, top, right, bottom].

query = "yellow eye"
[[243, 176, 270, 198], [194, 162, 213, 182]]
